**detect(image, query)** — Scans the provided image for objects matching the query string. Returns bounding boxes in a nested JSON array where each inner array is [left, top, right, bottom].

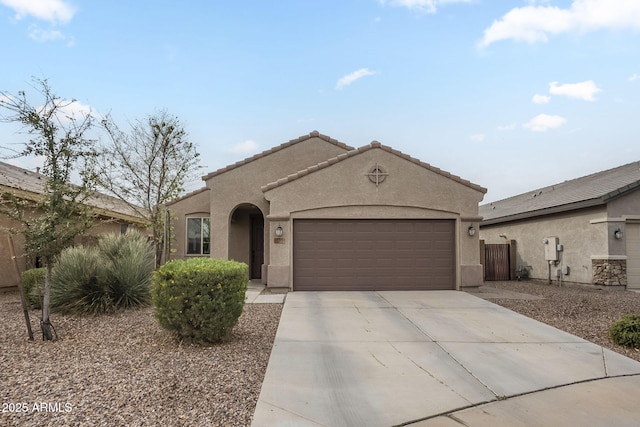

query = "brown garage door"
[[293, 219, 455, 291]]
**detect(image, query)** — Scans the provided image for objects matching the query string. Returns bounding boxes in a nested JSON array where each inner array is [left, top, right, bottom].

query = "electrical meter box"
[[544, 237, 559, 261]]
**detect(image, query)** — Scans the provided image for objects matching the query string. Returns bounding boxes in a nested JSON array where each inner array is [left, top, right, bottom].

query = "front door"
[[250, 215, 264, 279]]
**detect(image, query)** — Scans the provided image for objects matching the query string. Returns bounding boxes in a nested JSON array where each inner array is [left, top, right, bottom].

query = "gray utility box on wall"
[[544, 237, 559, 261]]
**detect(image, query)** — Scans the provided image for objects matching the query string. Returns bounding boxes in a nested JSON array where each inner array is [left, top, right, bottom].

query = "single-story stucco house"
[[167, 131, 487, 291], [479, 161, 640, 289], [0, 161, 146, 289]]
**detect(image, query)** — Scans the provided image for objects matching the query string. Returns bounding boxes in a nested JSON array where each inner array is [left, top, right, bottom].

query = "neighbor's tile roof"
[[261, 141, 487, 193], [202, 131, 354, 180], [480, 161, 640, 225], [0, 161, 144, 222]]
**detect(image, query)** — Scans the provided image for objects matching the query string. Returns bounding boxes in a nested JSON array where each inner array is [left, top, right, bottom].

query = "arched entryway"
[[229, 203, 265, 280]]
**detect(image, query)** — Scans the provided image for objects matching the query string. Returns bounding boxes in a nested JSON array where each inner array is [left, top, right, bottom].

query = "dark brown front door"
[[293, 219, 455, 291], [250, 215, 264, 279]]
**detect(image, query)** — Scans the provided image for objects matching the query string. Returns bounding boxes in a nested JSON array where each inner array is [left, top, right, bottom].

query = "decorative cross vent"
[[365, 163, 388, 187]]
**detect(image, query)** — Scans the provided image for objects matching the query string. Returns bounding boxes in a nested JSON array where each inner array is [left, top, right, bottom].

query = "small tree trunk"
[[8, 236, 33, 341], [41, 264, 54, 341]]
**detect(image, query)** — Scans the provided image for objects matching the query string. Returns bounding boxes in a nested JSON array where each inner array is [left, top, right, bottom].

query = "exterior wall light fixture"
[[614, 228, 623, 240], [468, 225, 476, 237], [275, 225, 284, 237]]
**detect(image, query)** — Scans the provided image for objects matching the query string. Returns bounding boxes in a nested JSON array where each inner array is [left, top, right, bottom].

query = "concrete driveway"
[[252, 291, 640, 426]]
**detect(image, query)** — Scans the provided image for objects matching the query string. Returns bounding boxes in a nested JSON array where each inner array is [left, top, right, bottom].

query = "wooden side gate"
[[484, 243, 511, 281]]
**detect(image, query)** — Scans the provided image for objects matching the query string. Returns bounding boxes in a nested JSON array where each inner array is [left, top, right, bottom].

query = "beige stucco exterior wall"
[[480, 206, 607, 284], [263, 147, 485, 289], [203, 136, 350, 267], [607, 190, 640, 257], [167, 188, 211, 261]]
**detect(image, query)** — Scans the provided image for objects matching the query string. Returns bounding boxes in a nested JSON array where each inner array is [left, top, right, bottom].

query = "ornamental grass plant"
[[50, 230, 154, 315]]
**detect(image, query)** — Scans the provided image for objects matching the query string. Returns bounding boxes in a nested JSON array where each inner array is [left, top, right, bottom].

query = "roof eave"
[[202, 131, 354, 181], [480, 197, 605, 226]]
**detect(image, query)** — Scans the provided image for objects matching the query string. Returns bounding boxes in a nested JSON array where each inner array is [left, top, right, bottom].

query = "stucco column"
[[460, 217, 483, 288], [266, 216, 291, 288]]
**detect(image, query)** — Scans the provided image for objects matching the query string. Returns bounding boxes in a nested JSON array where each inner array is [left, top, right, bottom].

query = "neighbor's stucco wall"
[[607, 190, 640, 257], [0, 214, 138, 289], [264, 147, 485, 289], [480, 205, 607, 284], [0, 215, 28, 288]]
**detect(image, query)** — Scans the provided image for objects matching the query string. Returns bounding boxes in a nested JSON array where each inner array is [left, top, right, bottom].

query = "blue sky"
[[1, 0, 639, 203]]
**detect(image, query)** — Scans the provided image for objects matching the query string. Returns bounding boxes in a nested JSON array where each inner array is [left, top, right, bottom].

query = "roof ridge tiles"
[[261, 141, 487, 194], [202, 131, 354, 180]]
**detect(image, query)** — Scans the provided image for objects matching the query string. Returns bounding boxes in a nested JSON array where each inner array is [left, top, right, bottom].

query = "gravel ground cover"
[[0, 290, 282, 427], [3, 280, 640, 426], [477, 280, 640, 363]]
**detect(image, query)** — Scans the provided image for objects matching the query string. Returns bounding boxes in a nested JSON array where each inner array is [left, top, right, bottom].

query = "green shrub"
[[21, 268, 45, 309], [152, 258, 248, 344], [610, 314, 640, 349], [51, 231, 154, 315], [50, 246, 109, 315], [98, 230, 155, 309]]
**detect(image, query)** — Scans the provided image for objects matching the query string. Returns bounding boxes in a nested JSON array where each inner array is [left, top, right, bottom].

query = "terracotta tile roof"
[[261, 141, 487, 193], [480, 161, 640, 225], [202, 131, 354, 180], [165, 186, 210, 206], [0, 161, 144, 222]]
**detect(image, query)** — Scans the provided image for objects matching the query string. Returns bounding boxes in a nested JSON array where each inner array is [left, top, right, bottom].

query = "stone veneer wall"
[[592, 259, 627, 286]]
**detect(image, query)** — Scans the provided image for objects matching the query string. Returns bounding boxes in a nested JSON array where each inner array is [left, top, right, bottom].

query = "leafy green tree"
[[97, 109, 201, 267], [0, 78, 98, 340]]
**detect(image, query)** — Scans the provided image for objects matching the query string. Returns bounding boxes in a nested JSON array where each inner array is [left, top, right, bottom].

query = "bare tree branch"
[[96, 109, 201, 267]]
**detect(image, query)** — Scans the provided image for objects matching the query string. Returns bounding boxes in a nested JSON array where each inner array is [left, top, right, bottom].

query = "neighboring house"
[[0, 161, 146, 289], [167, 131, 487, 291], [479, 161, 640, 289]]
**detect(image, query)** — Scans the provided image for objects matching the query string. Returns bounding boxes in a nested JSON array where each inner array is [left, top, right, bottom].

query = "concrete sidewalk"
[[245, 281, 287, 304], [252, 291, 640, 426]]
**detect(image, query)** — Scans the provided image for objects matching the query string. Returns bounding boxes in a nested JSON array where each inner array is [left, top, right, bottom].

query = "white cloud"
[[379, 0, 472, 13], [228, 140, 259, 155], [523, 114, 567, 132], [629, 73, 640, 81], [44, 99, 97, 124], [470, 134, 485, 142], [478, 0, 640, 48], [0, 0, 75, 24], [497, 123, 517, 131], [549, 80, 601, 101], [336, 68, 377, 90], [28, 25, 64, 42], [532, 94, 551, 104]]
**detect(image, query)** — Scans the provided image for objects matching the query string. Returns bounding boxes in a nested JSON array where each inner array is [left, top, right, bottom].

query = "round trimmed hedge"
[[152, 258, 248, 344], [610, 314, 640, 349]]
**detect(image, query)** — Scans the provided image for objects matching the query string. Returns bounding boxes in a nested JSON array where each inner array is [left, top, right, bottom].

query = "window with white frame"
[[187, 217, 210, 255]]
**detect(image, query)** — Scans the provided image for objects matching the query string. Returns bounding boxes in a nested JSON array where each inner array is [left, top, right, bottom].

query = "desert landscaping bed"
[[481, 280, 640, 363], [0, 290, 282, 427], [2, 280, 640, 426]]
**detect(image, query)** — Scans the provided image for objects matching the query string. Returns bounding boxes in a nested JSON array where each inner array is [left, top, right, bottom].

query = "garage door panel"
[[293, 219, 455, 291]]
